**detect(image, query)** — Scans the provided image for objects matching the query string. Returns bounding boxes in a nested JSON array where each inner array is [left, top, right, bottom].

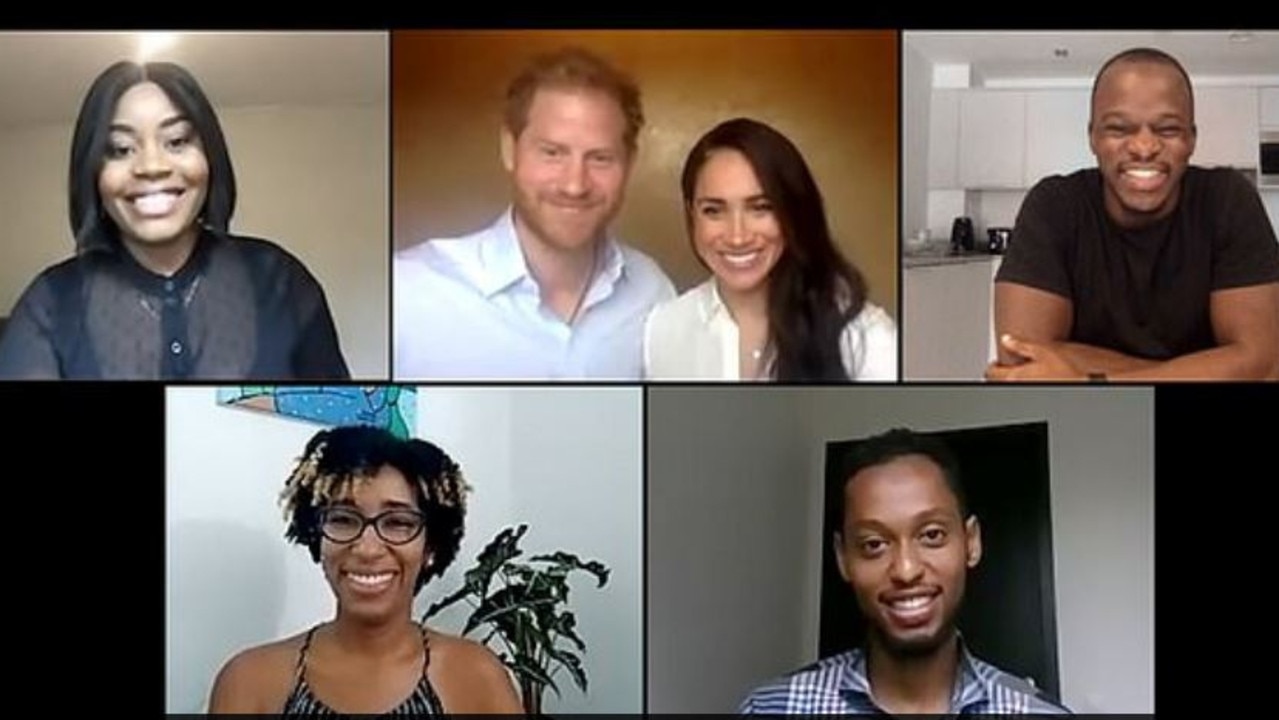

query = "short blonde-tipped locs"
[[279, 439, 471, 518], [278, 425, 471, 593]]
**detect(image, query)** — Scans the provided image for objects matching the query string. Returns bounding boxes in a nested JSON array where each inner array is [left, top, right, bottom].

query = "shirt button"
[[164, 297, 177, 307], [170, 341, 183, 355], [165, 280, 175, 292]]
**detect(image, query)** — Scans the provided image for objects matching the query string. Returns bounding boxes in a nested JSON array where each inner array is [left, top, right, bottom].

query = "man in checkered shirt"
[[741, 429, 1071, 715]]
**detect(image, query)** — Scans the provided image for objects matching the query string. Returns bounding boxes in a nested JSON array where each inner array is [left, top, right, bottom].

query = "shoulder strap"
[[294, 625, 319, 682]]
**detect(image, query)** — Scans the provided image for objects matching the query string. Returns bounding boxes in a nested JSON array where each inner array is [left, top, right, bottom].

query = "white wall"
[[800, 387, 1153, 713], [646, 388, 814, 713], [902, 43, 932, 243], [508, 388, 643, 713], [646, 387, 1154, 714], [0, 101, 388, 378], [166, 386, 642, 714]]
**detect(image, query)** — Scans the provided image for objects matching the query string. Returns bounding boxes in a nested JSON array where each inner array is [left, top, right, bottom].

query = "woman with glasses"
[[207, 425, 521, 714]]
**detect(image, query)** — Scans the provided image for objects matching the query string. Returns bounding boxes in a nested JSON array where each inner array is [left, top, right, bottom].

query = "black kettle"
[[950, 217, 975, 254], [987, 227, 1013, 254]]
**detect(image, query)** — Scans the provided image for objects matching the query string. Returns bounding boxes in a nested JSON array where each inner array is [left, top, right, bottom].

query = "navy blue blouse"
[[0, 229, 350, 380]]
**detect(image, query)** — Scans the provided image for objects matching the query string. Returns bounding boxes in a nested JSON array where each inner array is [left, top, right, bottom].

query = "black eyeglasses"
[[318, 507, 427, 545]]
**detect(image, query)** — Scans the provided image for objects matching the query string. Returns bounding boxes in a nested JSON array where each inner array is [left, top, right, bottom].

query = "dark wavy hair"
[[279, 425, 469, 595], [68, 60, 236, 253], [681, 118, 868, 381]]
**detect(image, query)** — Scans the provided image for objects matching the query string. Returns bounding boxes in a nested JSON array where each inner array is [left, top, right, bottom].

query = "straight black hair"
[[68, 60, 236, 253]]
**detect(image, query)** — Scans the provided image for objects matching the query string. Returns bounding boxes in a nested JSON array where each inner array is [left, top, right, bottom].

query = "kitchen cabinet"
[[1260, 88, 1279, 128], [1023, 89, 1092, 186], [959, 91, 1026, 189], [903, 258, 1001, 380], [1194, 87, 1259, 168], [929, 89, 961, 189]]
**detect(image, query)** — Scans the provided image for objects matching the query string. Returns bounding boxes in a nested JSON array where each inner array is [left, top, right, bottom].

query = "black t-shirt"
[[996, 166, 1279, 359], [0, 229, 351, 380]]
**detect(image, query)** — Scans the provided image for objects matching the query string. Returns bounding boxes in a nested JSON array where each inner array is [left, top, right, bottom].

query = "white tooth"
[[133, 192, 178, 215], [722, 251, 761, 268]]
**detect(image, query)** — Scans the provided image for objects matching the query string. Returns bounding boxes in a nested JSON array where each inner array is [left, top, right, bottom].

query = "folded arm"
[[987, 281, 1279, 381]]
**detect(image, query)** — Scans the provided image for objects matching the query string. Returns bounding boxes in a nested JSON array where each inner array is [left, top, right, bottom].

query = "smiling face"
[[690, 148, 785, 300], [501, 87, 631, 255], [97, 81, 209, 252], [1089, 59, 1196, 229], [319, 465, 430, 624], [835, 454, 981, 657]]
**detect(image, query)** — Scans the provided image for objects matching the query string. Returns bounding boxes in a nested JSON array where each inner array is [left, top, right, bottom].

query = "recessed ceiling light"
[[1229, 31, 1254, 43], [137, 32, 179, 62]]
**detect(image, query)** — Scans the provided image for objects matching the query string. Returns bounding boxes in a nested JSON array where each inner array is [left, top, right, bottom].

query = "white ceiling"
[[905, 30, 1279, 86], [0, 31, 387, 128]]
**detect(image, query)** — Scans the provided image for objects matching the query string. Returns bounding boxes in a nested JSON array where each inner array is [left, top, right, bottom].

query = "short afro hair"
[[279, 425, 469, 594]]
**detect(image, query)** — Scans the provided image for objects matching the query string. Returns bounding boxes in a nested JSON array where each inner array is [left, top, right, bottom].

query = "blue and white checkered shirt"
[[740, 642, 1071, 715]]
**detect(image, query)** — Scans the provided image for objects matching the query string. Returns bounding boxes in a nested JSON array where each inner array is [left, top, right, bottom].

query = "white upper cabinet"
[[959, 90, 1026, 189], [1023, 89, 1093, 187], [929, 89, 961, 189], [1194, 87, 1260, 168], [1260, 87, 1279, 128]]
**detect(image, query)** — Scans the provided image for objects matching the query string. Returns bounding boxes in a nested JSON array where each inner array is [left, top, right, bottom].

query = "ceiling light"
[[137, 32, 178, 62]]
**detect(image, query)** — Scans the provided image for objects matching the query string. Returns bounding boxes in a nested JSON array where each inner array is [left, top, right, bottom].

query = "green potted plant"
[[423, 524, 610, 715]]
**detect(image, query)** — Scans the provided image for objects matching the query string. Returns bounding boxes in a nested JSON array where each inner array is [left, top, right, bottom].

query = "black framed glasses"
[[318, 507, 427, 545]]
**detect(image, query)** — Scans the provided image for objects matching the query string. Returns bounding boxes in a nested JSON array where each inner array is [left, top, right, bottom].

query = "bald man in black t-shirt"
[[988, 47, 1279, 382]]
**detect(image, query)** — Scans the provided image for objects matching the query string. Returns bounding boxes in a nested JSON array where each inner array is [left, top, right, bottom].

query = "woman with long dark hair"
[[0, 60, 348, 380], [643, 118, 896, 381]]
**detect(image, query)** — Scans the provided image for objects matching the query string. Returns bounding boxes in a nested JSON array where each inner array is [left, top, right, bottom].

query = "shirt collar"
[[111, 227, 216, 297], [474, 207, 627, 299], [838, 635, 993, 712], [696, 278, 729, 324]]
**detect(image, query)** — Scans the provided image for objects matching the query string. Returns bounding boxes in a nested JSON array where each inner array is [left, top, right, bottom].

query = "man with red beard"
[[988, 47, 1279, 381], [741, 429, 1069, 715], [393, 47, 674, 380]]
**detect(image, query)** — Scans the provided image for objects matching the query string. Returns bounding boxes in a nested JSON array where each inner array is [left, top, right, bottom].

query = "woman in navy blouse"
[[0, 60, 349, 380]]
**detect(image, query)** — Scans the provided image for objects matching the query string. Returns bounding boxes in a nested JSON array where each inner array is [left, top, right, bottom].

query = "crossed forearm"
[[1054, 342, 1159, 375], [988, 335, 1278, 382], [1101, 342, 1278, 381]]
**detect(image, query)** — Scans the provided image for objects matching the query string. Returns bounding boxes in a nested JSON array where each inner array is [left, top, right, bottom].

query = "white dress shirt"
[[394, 209, 675, 380], [642, 278, 898, 381]]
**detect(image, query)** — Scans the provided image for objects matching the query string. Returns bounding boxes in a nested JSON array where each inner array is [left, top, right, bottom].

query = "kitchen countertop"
[[903, 247, 1004, 268]]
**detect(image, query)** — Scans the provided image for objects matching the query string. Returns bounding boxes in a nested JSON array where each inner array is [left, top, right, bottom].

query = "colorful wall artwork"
[[216, 386, 417, 438]]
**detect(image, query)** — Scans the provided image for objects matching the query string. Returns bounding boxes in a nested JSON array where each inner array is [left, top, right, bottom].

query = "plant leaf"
[[511, 653, 559, 696], [418, 524, 614, 705], [465, 524, 529, 594], [550, 611, 587, 652], [528, 551, 611, 587], [422, 582, 474, 620], [545, 646, 588, 693]]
